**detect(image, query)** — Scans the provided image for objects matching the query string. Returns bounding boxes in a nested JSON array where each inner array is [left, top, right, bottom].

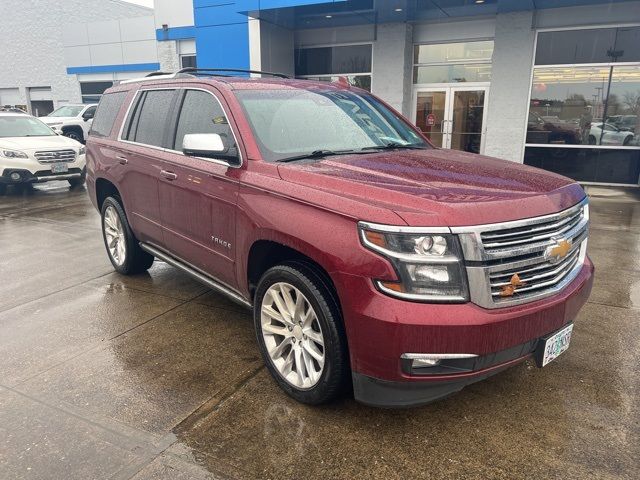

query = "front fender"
[[234, 186, 397, 299]]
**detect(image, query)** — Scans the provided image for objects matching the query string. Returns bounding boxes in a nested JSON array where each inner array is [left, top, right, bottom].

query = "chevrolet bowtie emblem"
[[546, 238, 572, 262], [500, 273, 526, 297]]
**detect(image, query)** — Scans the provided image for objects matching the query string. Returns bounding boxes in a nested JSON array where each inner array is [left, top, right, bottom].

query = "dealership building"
[[1, 0, 639, 186]]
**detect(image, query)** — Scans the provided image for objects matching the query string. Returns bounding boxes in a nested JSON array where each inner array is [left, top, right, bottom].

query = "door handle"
[[116, 156, 128, 165], [160, 170, 177, 181]]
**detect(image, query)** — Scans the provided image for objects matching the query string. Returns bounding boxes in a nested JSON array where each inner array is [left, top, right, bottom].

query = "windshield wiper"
[[276, 149, 359, 163], [361, 142, 427, 151]]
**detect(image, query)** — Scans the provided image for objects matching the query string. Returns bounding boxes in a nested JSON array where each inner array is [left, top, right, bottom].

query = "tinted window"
[[80, 81, 114, 95], [90, 91, 127, 138], [295, 45, 372, 76], [84, 106, 96, 118], [132, 90, 175, 147], [180, 55, 197, 69], [173, 90, 234, 151], [535, 27, 640, 65]]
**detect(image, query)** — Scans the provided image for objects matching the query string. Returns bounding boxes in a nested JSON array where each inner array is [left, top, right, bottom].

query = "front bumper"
[[333, 257, 594, 407], [0, 168, 84, 184]]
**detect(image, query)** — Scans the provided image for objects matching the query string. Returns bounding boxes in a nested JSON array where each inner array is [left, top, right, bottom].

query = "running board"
[[139, 243, 252, 309]]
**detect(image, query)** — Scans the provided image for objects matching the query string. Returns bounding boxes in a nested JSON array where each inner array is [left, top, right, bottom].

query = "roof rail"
[[118, 71, 194, 85], [145, 71, 173, 77], [176, 67, 289, 79]]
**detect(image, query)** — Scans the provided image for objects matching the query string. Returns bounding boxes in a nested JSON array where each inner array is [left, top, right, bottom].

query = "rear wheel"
[[254, 263, 349, 405], [101, 196, 154, 275]]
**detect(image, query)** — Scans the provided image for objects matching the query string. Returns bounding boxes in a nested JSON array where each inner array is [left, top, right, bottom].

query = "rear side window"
[[90, 91, 127, 138], [173, 90, 235, 151], [126, 90, 175, 147]]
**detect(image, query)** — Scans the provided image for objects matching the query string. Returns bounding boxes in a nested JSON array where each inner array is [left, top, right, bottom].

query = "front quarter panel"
[[234, 164, 400, 298]]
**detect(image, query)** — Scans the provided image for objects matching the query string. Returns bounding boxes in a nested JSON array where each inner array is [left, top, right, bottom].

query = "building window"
[[413, 41, 493, 84], [80, 81, 113, 104], [180, 55, 197, 69], [294, 44, 372, 91], [526, 26, 640, 185]]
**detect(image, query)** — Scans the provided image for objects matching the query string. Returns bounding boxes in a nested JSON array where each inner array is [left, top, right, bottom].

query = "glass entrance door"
[[414, 86, 488, 153], [415, 91, 447, 148]]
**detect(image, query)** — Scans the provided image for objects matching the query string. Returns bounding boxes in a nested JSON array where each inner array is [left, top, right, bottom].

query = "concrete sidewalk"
[[0, 182, 638, 480]]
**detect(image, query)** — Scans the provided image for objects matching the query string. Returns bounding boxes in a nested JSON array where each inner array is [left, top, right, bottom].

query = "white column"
[[371, 23, 413, 117], [249, 18, 295, 77], [483, 11, 536, 162]]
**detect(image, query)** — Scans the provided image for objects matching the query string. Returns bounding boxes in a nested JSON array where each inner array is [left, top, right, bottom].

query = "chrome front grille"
[[480, 206, 583, 254], [453, 199, 589, 309], [488, 246, 581, 303], [34, 149, 76, 164]]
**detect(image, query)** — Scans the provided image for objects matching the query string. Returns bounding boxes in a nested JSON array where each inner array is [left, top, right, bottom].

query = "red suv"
[[86, 69, 594, 407]]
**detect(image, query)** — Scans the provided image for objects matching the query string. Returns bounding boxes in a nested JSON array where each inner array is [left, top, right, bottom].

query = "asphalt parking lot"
[[0, 182, 638, 480]]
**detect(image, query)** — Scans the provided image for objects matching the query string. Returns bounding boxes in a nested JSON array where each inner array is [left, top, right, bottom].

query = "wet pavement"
[[0, 182, 638, 480]]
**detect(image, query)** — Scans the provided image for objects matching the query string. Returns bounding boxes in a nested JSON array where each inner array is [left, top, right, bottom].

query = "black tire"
[[63, 128, 84, 143], [254, 262, 349, 405], [100, 196, 154, 275], [623, 136, 632, 146], [68, 167, 86, 188]]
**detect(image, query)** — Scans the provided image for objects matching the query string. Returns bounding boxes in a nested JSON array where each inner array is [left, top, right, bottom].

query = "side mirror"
[[82, 112, 94, 122], [183, 133, 239, 164]]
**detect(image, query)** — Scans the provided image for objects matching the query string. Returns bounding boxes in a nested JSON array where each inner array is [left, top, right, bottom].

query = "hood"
[[0, 135, 82, 151], [277, 149, 585, 227], [40, 116, 76, 124]]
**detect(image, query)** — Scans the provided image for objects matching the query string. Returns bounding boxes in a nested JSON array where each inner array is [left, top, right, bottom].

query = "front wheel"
[[64, 129, 84, 143], [101, 196, 154, 275], [254, 263, 349, 405]]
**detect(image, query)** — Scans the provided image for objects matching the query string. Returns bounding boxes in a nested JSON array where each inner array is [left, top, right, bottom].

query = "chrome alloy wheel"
[[261, 282, 325, 389], [103, 205, 126, 266]]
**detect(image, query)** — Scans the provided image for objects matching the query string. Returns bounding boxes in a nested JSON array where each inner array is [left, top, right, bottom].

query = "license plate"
[[538, 324, 573, 367], [51, 163, 68, 174]]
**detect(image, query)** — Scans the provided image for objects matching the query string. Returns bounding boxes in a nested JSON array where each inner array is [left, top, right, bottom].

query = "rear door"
[[158, 87, 241, 288], [118, 88, 178, 246]]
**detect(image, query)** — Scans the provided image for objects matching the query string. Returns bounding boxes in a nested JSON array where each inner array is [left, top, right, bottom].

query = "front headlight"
[[359, 222, 468, 302], [2, 149, 28, 159], [78, 146, 86, 155]]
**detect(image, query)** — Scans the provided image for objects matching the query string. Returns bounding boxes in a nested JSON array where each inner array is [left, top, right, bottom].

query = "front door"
[[158, 87, 241, 289], [414, 86, 488, 154]]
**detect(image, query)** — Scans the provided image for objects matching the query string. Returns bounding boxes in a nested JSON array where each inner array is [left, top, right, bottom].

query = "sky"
[[121, 0, 154, 8]]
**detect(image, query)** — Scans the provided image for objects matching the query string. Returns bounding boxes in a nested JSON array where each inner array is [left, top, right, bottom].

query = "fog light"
[[10, 172, 21, 181], [413, 358, 441, 368], [401, 353, 479, 369]]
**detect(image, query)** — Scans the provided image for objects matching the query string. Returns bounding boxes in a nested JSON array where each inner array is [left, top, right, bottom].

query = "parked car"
[[0, 112, 86, 195], [526, 111, 581, 145], [40, 104, 97, 143], [589, 122, 635, 146], [0, 106, 27, 114], [86, 71, 593, 407], [607, 115, 638, 133]]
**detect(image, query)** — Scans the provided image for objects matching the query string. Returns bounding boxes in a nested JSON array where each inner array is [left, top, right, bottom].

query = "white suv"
[[40, 104, 97, 143], [0, 112, 86, 194]]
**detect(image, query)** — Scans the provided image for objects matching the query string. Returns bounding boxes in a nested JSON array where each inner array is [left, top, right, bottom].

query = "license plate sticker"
[[541, 324, 573, 367], [51, 163, 68, 173]]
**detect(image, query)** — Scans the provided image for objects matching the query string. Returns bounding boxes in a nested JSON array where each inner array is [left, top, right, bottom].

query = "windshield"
[[235, 89, 429, 162], [0, 116, 57, 137], [47, 105, 84, 117]]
